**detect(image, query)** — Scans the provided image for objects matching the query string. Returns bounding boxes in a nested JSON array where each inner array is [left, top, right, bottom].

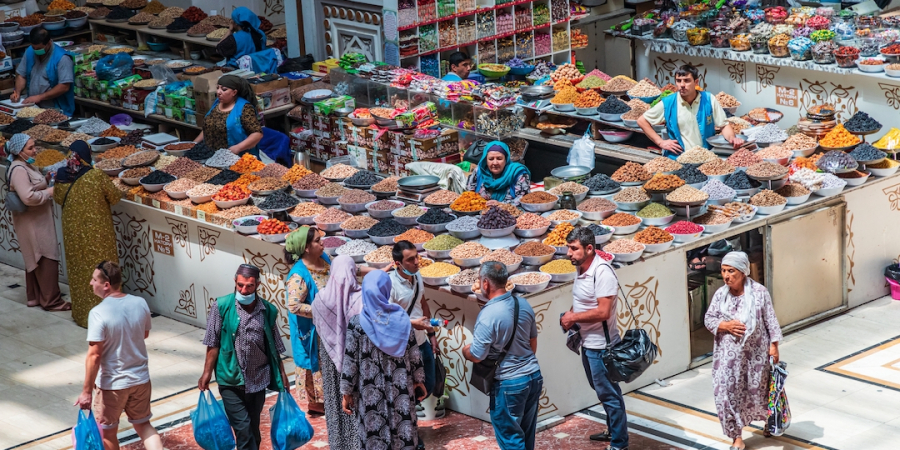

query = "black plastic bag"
[[885, 264, 900, 281], [602, 325, 658, 383]]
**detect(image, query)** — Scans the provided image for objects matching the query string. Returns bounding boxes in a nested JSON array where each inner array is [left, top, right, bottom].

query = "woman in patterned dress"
[[341, 271, 426, 450], [465, 140, 531, 204], [704, 251, 783, 450], [311, 255, 362, 450], [284, 226, 329, 415], [53, 140, 120, 326]]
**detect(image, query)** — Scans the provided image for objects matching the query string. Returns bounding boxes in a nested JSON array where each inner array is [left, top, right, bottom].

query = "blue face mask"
[[401, 265, 418, 277], [25, 157, 34, 164], [235, 290, 255, 305], [33, 47, 45, 56]]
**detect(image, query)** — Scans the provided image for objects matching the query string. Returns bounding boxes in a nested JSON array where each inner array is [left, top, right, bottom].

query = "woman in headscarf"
[[53, 140, 120, 326], [284, 225, 329, 415], [341, 271, 426, 450], [5, 133, 68, 311], [465, 140, 531, 204], [311, 255, 362, 450], [216, 7, 279, 74], [193, 74, 262, 157], [704, 251, 783, 450]]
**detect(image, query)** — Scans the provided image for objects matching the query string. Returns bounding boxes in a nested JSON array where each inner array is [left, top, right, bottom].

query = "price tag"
[[133, 194, 141, 203], [174, 205, 183, 216], [197, 210, 206, 221], [152, 199, 160, 209]]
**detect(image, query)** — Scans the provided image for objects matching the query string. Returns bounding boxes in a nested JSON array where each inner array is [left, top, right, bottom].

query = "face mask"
[[25, 157, 35, 164], [33, 47, 45, 56], [235, 290, 255, 305], [401, 266, 418, 277]]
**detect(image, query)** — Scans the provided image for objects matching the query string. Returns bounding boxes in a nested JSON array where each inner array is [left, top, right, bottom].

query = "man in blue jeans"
[[561, 227, 629, 450], [463, 262, 543, 450], [388, 240, 438, 449]]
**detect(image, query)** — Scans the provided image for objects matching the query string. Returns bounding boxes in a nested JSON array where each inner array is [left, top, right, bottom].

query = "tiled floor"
[[5, 257, 900, 450]]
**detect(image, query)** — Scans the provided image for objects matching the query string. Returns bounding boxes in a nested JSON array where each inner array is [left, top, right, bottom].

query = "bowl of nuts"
[[519, 192, 559, 213], [603, 239, 646, 263], [366, 200, 404, 219], [541, 210, 583, 227], [510, 272, 552, 294], [163, 141, 195, 157], [420, 262, 461, 287]]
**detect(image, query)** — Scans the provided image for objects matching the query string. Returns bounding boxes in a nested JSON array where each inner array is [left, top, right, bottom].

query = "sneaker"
[[416, 409, 446, 419], [416, 404, 424, 412], [435, 398, 446, 410], [589, 431, 611, 442], [605, 447, 627, 450]]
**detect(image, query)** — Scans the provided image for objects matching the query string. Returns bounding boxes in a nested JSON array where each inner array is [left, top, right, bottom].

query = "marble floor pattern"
[[4, 256, 900, 449]]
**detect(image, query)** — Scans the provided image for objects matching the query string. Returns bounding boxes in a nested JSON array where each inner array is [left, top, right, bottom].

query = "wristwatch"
[[427, 331, 436, 337]]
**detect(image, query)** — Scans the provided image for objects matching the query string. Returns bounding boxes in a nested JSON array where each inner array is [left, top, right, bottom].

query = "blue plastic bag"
[[190, 391, 236, 450], [270, 392, 314, 450], [96, 53, 134, 81], [73, 410, 104, 450]]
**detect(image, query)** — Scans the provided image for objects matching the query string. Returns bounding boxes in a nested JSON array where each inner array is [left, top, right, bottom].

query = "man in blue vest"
[[637, 64, 742, 157], [442, 51, 473, 81], [199, 264, 290, 450], [12, 28, 75, 116]]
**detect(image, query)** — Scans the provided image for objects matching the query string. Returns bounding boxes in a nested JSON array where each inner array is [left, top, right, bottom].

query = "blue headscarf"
[[475, 141, 531, 201], [359, 271, 411, 358]]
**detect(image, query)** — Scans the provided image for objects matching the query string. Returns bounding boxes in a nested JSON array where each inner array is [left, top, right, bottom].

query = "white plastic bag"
[[567, 124, 595, 170]]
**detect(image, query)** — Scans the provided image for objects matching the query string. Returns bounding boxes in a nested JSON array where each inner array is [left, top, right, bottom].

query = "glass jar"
[[768, 34, 791, 57], [834, 47, 860, 68], [730, 34, 751, 51], [751, 38, 770, 54], [789, 37, 813, 61], [812, 41, 838, 64], [687, 27, 710, 46], [559, 191, 576, 210], [859, 37, 881, 57]]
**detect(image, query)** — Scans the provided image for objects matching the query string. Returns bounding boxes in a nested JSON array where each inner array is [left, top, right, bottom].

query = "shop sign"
[[776, 86, 799, 107], [152, 229, 174, 256]]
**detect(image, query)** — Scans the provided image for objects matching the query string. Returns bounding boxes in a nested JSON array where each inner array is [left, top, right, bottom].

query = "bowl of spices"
[[337, 189, 376, 214], [118, 166, 152, 186], [363, 245, 393, 269], [139, 170, 176, 192], [162, 178, 198, 200], [393, 229, 435, 251], [692, 211, 735, 234], [510, 272, 552, 294], [775, 183, 811, 205], [417, 208, 457, 233], [322, 236, 351, 256], [634, 226, 675, 253], [420, 262, 461, 286], [635, 202, 675, 226], [289, 202, 327, 224], [612, 186, 651, 211], [232, 215, 267, 234], [749, 190, 788, 215], [315, 182, 347, 205], [602, 239, 646, 263], [812, 173, 848, 197], [513, 212, 551, 238], [576, 198, 617, 221], [448, 269, 478, 294], [186, 183, 220, 203], [513, 241, 556, 266], [340, 215, 379, 239], [601, 212, 643, 235], [313, 208, 352, 232], [482, 249, 524, 274], [666, 221, 705, 243], [519, 191, 559, 213], [450, 241, 491, 268], [423, 234, 464, 259], [392, 204, 428, 226], [335, 240, 379, 264], [368, 219, 409, 245], [539, 259, 577, 283], [366, 200, 405, 219], [541, 209, 583, 227], [446, 215, 481, 240]]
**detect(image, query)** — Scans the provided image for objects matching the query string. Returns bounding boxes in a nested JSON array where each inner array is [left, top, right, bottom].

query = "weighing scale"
[[141, 133, 179, 151], [0, 99, 34, 116], [396, 175, 441, 203]]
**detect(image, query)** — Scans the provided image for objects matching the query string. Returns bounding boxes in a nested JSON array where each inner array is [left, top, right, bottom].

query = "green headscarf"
[[285, 226, 311, 261]]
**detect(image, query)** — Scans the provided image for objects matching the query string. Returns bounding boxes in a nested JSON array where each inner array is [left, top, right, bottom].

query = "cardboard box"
[[312, 59, 339, 73], [192, 70, 224, 116], [389, 129, 459, 160], [249, 76, 288, 95]]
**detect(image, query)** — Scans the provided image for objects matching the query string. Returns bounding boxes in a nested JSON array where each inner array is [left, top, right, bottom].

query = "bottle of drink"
[[559, 191, 576, 210], [430, 318, 449, 327]]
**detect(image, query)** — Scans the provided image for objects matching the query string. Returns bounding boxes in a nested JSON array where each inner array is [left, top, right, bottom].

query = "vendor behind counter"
[[12, 28, 75, 116], [638, 64, 742, 157], [466, 140, 531, 204], [216, 7, 279, 74], [194, 75, 263, 157]]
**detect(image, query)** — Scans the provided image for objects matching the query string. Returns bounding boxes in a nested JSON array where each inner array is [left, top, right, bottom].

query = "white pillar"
[[285, 0, 301, 57]]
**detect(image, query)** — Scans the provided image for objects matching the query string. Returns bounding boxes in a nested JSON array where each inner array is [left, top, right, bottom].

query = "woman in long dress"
[[53, 140, 120, 326], [284, 226, 329, 415], [6, 134, 68, 311], [311, 255, 362, 450], [341, 271, 426, 450], [704, 251, 783, 450]]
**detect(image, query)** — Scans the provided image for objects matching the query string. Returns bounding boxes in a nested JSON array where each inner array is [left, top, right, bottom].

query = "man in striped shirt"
[[199, 264, 290, 450]]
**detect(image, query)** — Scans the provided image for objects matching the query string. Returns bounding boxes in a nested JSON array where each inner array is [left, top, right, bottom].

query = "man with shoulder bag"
[[560, 227, 629, 450], [463, 262, 542, 450]]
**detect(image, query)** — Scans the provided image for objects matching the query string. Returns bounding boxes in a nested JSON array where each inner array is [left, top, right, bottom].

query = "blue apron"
[[25, 44, 75, 117], [205, 96, 259, 157], [287, 254, 331, 372], [662, 90, 715, 158]]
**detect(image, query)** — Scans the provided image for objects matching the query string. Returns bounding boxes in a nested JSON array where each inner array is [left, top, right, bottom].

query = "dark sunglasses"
[[96, 261, 110, 281]]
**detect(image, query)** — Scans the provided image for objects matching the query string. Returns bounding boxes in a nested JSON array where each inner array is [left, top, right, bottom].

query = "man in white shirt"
[[560, 227, 628, 450], [389, 241, 440, 448], [75, 261, 162, 450]]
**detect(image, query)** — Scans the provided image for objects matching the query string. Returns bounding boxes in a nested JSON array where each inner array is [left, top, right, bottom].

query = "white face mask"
[[235, 290, 255, 305]]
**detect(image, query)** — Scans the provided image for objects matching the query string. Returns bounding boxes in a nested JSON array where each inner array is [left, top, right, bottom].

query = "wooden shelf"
[[75, 97, 201, 130], [6, 28, 93, 52], [89, 19, 218, 48]]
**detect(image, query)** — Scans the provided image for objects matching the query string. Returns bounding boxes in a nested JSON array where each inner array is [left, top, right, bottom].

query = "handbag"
[[766, 357, 791, 436], [462, 139, 487, 163], [5, 164, 27, 213], [600, 283, 659, 383], [433, 354, 447, 398], [469, 295, 520, 395]]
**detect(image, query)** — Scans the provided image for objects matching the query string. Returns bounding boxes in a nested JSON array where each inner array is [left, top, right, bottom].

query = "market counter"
[[0, 165, 898, 424]]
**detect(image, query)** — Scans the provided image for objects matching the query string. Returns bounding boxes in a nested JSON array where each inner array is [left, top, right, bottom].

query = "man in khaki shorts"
[[74, 261, 162, 450]]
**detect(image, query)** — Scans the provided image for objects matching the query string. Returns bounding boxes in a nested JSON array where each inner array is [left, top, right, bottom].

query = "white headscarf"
[[719, 251, 757, 344]]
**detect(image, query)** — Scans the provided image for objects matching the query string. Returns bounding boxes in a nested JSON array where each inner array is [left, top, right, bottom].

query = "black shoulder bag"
[[470, 295, 520, 395], [601, 282, 658, 384]]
